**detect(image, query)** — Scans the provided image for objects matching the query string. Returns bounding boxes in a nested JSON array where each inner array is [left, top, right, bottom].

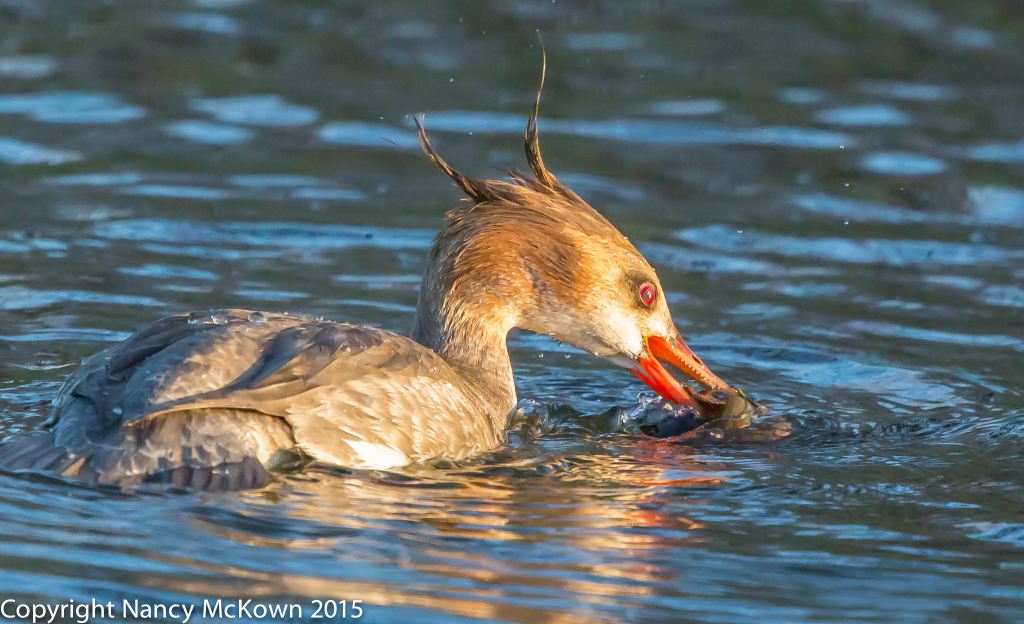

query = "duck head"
[[411, 72, 735, 412]]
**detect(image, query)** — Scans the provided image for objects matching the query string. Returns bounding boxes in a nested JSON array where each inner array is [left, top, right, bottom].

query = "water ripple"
[[192, 95, 318, 127], [967, 186, 1024, 224], [94, 219, 435, 250], [165, 120, 252, 144], [0, 328, 133, 342], [649, 99, 725, 116], [675, 225, 1018, 267], [862, 152, 946, 175], [923, 275, 983, 290], [138, 244, 278, 260], [194, 0, 251, 6], [640, 242, 782, 275], [0, 137, 81, 165], [717, 343, 958, 407], [744, 281, 847, 298], [119, 264, 219, 281], [0, 92, 144, 124], [815, 104, 912, 126], [966, 141, 1024, 164], [791, 194, 932, 224], [317, 122, 420, 148], [291, 188, 366, 201], [0, 286, 163, 311], [0, 56, 56, 79], [333, 274, 421, 290], [229, 174, 326, 187], [51, 172, 365, 202], [960, 523, 1024, 548], [778, 88, 825, 105], [234, 288, 307, 302], [557, 173, 644, 201], [848, 320, 1024, 352], [794, 190, 1024, 228], [563, 32, 642, 50], [0, 238, 67, 254], [120, 185, 236, 200], [980, 285, 1024, 308], [2, 4, 1023, 622], [172, 12, 241, 35], [858, 81, 959, 102], [48, 172, 144, 186], [418, 114, 856, 149]]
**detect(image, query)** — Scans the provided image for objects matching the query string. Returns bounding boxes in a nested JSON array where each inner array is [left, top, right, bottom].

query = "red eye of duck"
[[639, 283, 657, 307]]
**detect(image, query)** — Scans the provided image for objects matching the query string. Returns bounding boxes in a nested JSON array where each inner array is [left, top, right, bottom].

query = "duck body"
[[0, 309, 508, 487]]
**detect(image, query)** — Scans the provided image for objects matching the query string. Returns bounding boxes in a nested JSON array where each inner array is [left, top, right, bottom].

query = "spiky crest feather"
[[414, 50, 584, 208]]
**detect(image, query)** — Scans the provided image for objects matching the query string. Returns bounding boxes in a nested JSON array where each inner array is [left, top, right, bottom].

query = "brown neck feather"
[[410, 221, 528, 425]]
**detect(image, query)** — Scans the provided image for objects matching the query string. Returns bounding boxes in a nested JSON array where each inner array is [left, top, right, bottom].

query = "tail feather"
[[0, 432, 73, 473]]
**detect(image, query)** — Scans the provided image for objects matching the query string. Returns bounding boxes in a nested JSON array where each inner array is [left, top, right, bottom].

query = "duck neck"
[[411, 293, 519, 429]]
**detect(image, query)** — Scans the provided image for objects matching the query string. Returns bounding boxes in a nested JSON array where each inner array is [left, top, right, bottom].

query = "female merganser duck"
[[0, 84, 737, 490]]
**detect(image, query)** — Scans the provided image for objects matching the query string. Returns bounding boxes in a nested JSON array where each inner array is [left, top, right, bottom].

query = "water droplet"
[[112, 407, 123, 416], [564, 353, 571, 359], [538, 353, 544, 358], [211, 312, 228, 324], [247, 311, 267, 323], [186, 312, 202, 324]]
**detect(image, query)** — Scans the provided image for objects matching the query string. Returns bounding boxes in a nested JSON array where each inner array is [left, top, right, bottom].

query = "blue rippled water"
[[1, 1, 1023, 623]]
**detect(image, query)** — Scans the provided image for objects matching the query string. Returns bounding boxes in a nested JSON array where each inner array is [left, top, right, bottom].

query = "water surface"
[[1, 1, 1023, 623]]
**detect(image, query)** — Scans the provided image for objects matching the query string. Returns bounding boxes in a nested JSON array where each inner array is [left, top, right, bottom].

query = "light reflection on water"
[[191, 95, 319, 127], [165, 120, 253, 145], [0, 92, 146, 124], [0, 137, 81, 165], [1, 0, 1024, 622]]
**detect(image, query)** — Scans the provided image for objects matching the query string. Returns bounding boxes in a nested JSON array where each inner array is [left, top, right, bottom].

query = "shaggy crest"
[[413, 52, 587, 209]]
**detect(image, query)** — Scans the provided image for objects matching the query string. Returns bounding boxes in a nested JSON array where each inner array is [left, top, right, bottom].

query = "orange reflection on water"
[[169, 443, 744, 623]]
